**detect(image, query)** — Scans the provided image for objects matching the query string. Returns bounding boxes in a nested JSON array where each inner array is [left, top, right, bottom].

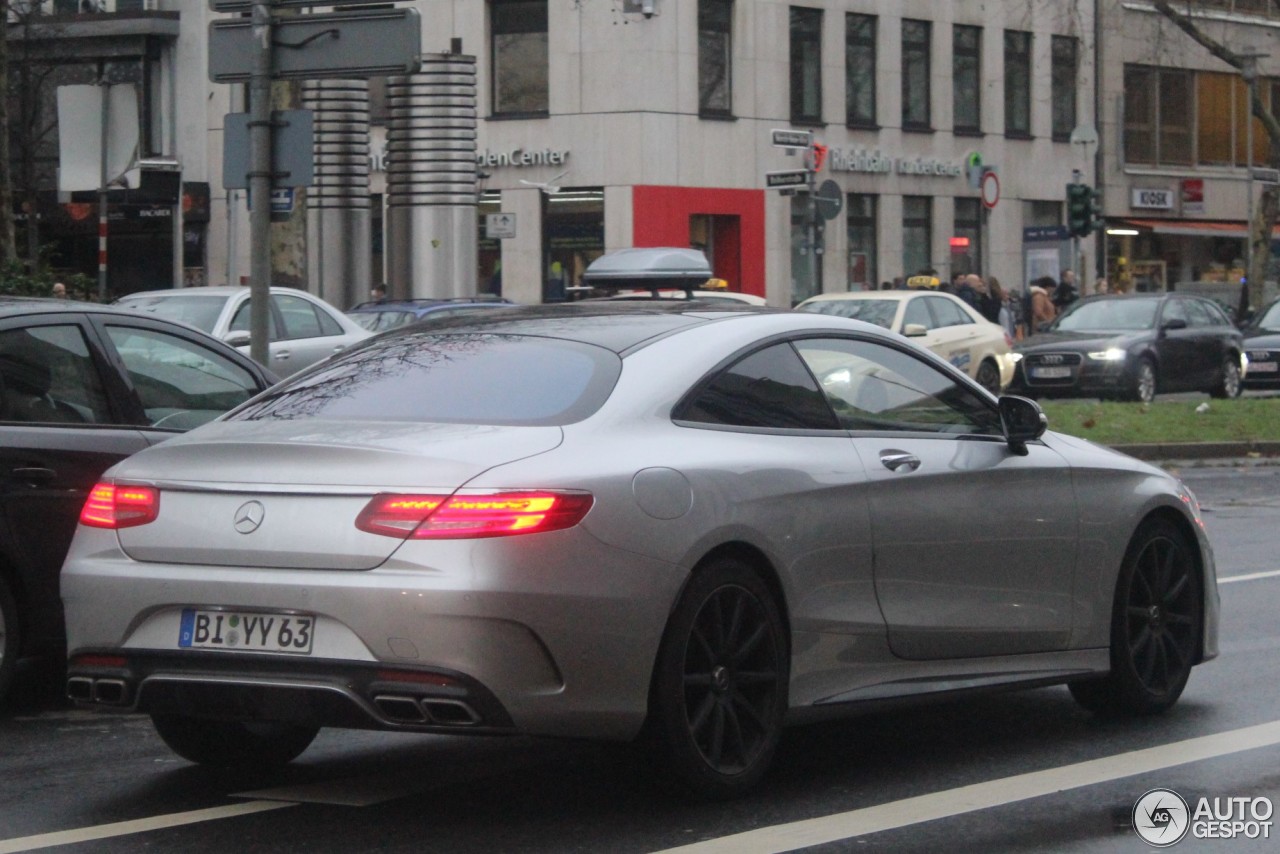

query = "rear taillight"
[[79, 482, 160, 529], [356, 491, 593, 539]]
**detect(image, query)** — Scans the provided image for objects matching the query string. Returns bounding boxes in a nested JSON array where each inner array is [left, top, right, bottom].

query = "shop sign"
[[828, 147, 964, 178], [1131, 188, 1174, 210], [1181, 179, 1205, 215], [476, 148, 570, 168], [485, 212, 516, 239]]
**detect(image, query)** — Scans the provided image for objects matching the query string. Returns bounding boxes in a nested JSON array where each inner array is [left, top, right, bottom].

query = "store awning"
[[1116, 219, 1280, 238]]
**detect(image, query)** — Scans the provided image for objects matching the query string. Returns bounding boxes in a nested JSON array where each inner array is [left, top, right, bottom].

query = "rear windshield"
[[229, 333, 621, 426], [116, 295, 227, 333]]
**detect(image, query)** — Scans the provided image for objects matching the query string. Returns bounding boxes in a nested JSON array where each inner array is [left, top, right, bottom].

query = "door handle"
[[11, 466, 56, 484], [333, 344, 346, 352], [879, 451, 921, 473], [276, 349, 291, 360]]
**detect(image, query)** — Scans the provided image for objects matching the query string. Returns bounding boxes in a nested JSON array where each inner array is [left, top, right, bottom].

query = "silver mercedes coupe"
[[61, 303, 1219, 799]]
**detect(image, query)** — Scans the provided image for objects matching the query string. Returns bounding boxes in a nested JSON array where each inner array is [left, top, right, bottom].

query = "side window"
[[274, 294, 326, 340], [794, 337, 1003, 435], [677, 342, 839, 430], [229, 299, 281, 343], [316, 305, 344, 336], [104, 325, 262, 430], [0, 325, 111, 424], [1184, 299, 1217, 328], [902, 296, 932, 330], [1162, 299, 1189, 326], [927, 296, 974, 328]]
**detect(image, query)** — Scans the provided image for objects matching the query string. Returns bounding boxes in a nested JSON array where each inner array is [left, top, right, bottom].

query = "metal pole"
[[807, 145, 818, 302], [248, 1, 273, 367], [97, 73, 109, 302], [1246, 74, 1255, 288]]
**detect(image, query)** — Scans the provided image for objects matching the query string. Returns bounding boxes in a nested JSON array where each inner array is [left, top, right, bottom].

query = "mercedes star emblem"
[[233, 500, 265, 534]]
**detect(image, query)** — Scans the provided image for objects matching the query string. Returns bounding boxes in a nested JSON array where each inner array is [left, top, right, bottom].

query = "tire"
[[975, 359, 1002, 395], [648, 558, 788, 799], [1209, 353, 1243, 399], [1068, 519, 1202, 716], [0, 575, 18, 706], [151, 714, 318, 767], [1128, 358, 1157, 404]]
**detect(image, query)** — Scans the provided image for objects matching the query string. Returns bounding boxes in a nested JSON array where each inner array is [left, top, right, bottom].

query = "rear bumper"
[[61, 526, 687, 742]]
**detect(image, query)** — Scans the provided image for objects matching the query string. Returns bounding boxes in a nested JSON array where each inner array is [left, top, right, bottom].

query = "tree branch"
[[1151, 1, 1244, 70]]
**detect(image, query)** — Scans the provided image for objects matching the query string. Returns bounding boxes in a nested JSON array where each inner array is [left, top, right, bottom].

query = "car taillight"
[[79, 482, 160, 529], [356, 491, 593, 539]]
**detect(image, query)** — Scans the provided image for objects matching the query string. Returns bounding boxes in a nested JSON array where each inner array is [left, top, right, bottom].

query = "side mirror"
[[223, 331, 252, 348], [902, 323, 928, 337], [999, 395, 1047, 455], [1160, 318, 1188, 334]]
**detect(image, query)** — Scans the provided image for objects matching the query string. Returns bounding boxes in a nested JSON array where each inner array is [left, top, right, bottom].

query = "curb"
[[1109, 441, 1280, 461]]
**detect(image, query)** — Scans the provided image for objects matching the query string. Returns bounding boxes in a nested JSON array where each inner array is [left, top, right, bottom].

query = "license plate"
[[1031, 366, 1072, 379], [1250, 361, 1278, 373], [179, 609, 315, 655]]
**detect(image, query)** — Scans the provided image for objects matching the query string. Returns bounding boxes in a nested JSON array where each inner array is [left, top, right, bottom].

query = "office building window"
[[491, 1, 549, 116], [1198, 71, 1267, 166], [846, 13, 876, 128], [953, 25, 981, 134], [1004, 30, 1032, 137], [1051, 36, 1078, 141], [953, 197, 982, 276], [903, 196, 933, 278], [699, 0, 733, 116], [847, 194, 878, 289], [790, 6, 823, 125], [902, 19, 931, 130], [1124, 65, 1192, 166]]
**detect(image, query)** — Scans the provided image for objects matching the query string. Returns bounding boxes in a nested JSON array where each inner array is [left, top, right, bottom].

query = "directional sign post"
[[771, 129, 813, 149], [766, 170, 809, 189]]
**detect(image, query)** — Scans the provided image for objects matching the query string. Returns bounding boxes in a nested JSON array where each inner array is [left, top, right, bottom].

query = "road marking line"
[[654, 719, 1280, 854], [1219, 569, 1280, 584], [233, 769, 432, 807], [0, 801, 295, 854]]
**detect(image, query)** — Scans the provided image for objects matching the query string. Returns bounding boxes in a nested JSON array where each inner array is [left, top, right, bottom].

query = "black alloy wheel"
[[1210, 354, 1243, 399], [1069, 519, 1202, 716], [650, 558, 788, 799], [975, 359, 1002, 395], [151, 714, 319, 767]]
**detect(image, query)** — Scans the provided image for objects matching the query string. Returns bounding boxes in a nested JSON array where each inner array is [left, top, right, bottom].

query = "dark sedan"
[[1008, 293, 1244, 403], [1242, 299, 1280, 389], [0, 298, 277, 703]]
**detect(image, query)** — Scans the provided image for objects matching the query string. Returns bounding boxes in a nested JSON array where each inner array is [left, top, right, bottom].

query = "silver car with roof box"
[[62, 302, 1218, 798]]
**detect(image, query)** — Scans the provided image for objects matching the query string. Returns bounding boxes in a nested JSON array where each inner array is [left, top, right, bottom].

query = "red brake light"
[[357, 491, 593, 539], [80, 482, 160, 529]]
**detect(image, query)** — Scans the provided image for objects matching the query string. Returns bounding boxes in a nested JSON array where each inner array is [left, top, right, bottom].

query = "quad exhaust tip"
[[67, 677, 130, 706], [373, 694, 481, 726]]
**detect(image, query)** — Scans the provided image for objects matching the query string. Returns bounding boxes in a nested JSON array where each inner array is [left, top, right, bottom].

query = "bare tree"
[[1152, 1, 1280, 312], [0, 0, 15, 265]]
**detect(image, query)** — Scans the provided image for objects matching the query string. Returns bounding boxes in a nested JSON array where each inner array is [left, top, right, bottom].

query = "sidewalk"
[[1110, 440, 1280, 464]]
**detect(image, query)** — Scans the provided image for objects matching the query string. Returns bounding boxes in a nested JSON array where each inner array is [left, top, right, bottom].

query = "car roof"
[[373, 301, 776, 353], [118, 286, 312, 299], [800, 291, 925, 303], [0, 295, 194, 318]]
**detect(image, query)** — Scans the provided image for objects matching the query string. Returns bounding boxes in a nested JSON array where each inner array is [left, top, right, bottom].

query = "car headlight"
[[1087, 348, 1127, 361]]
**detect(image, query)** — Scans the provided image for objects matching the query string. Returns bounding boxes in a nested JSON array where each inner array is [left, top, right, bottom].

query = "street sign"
[[981, 171, 1000, 209], [1251, 167, 1280, 185], [486, 212, 516, 239], [766, 170, 809, 189], [270, 188, 295, 215], [208, 9, 422, 83], [223, 110, 314, 190], [771, 129, 812, 149], [815, 179, 843, 220]]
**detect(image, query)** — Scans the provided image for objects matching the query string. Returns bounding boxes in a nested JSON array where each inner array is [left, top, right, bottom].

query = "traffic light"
[[1066, 183, 1103, 238]]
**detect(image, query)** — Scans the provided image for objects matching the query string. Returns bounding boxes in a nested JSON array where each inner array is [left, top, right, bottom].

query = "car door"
[[273, 293, 355, 374], [0, 316, 151, 651], [794, 336, 1078, 660], [1154, 298, 1198, 392], [1184, 298, 1233, 388], [922, 296, 982, 378]]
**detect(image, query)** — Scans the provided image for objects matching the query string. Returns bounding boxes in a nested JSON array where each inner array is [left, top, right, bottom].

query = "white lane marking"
[[0, 801, 295, 854], [1219, 569, 1280, 584], [233, 769, 433, 807], [654, 719, 1280, 854]]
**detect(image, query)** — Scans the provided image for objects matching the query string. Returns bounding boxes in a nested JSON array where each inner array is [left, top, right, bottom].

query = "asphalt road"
[[2, 462, 1278, 853]]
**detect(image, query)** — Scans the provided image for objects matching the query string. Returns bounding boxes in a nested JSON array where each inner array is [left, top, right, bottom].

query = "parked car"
[[0, 297, 277, 703], [1241, 298, 1280, 390], [116, 286, 371, 377], [63, 304, 1217, 798], [795, 290, 1015, 393], [346, 297, 517, 333], [1008, 293, 1245, 403]]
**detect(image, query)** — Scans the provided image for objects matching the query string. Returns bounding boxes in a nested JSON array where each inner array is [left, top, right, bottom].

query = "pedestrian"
[[955, 274, 978, 308], [1094, 277, 1109, 295], [369, 283, 388, 303], [1054, 270, 1079, 310], [1029, 276, 1057, 332], [989, 277, 1017, 339], [51, 282, 68, 299], [880, 281, 893, 291], [970, 274, 1001, 323]]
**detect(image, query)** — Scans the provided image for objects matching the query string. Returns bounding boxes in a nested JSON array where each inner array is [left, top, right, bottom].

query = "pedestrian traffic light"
[[1066, 182, 1092, 237]]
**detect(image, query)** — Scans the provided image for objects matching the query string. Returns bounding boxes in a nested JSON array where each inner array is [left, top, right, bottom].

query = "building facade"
[[1100, 0, 1280, 306], [14, 0, 1100, 306]]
